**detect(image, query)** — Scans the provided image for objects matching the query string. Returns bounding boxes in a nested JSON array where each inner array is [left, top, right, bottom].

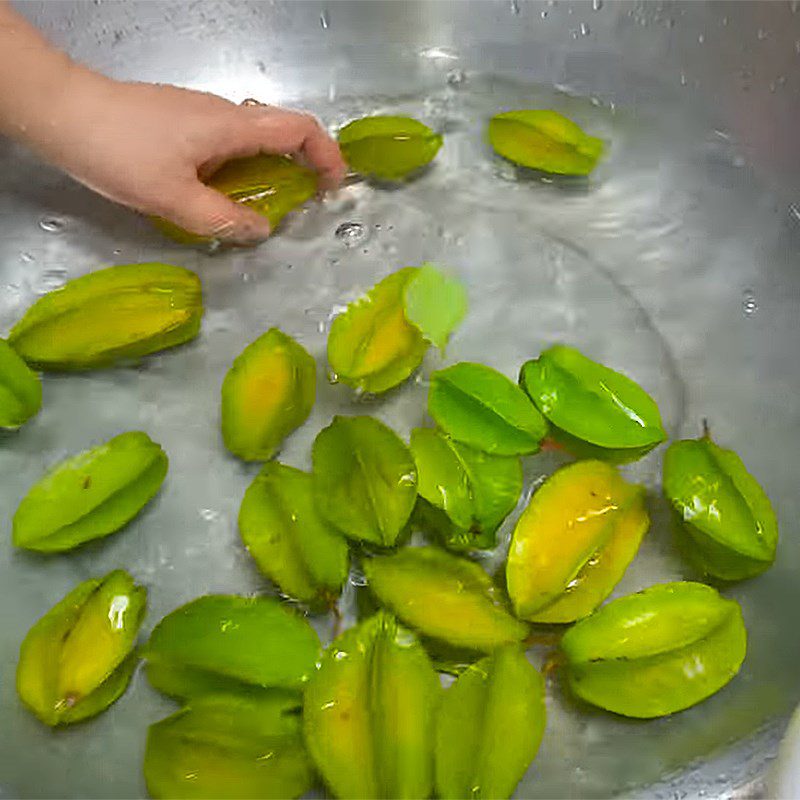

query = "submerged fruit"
[[221, 328, 316, 461], [488, 110, 604, 175], [304, 611, 440, 799], [429, 362, 547, 455], [339, 115, 443, 180], [17, 569, 146, 726], [144, 692, 314, 800], [0, 338, 42, 429], [153, 154, 317, 243], [520, 344, 666, 462], [561, 582, 747, 718], [410, 427, 522, 550], [327, 268, 427, 394], [144, 595, 320, 700], [8, 263, 203, 370], [402, 264, 468, 351], [663, 435, 778, 580], [364, 547, 528, 651], [507, 460, 648, 623], [13, 431, 168, 553], [435, 646, 546, 800], [239, 462, 349, 607], [312, 415, 417, 546]]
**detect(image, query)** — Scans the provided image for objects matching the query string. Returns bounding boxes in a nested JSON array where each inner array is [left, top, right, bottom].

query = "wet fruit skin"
[[153, 154, 318, 243], [303, 611, 440, 799], [488, 110, 604, 176], [410, 427, 523, 551], [435, 645, 546, 800], [561, 581, 747, 718], [311, 415, 418, 546], [663, 436, 778, 580], [144, 692, 315, 800], [519, 344, 666, 463], [428, 362, 548, 456], [16, 569, 146, 726], [238, 462, 349, 607], [507, 460, 649, 623], [221, 328, 316, 462], [339, 115, 443, 181], [364, 547, 528, 651], [143, 595, 320, 701], [13, 431, 168, 553], [327, 267, 428, 394], [8, 263, 203, 370], [0, 338, 42, 429]]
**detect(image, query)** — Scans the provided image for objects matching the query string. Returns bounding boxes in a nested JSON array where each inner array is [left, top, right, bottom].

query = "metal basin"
[[1, 1, 799, 797]]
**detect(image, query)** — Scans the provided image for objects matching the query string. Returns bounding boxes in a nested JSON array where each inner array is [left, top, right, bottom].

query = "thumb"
[[160, 180, 272, 243]]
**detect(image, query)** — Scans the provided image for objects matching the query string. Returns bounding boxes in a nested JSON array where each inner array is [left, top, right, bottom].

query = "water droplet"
[[319, 9, 330, 29], [446, 68, 467, 87], [335, 221, 368, 247], [540, 9, 548, 18], [35, 268, 67, 294], [19, 252, 34, 263], [742, 289, 758, 317], [39, 215, 65, 233], [592, 0, 603, 8], [199, 508, 220, 522], [510, 0, 520, 13], [580, 21, 591, 35]]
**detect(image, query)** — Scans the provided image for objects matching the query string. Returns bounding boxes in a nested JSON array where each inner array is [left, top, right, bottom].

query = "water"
[[0, 73, 799, 800], [38, 216, 65, 233], [334, 221, 368, 247]]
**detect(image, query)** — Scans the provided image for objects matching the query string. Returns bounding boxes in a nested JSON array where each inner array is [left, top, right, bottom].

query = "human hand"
[[30, 70, 345, 242]]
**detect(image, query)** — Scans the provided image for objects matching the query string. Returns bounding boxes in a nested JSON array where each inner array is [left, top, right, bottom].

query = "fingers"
[[162, 180, 272, 243], [221, 106, 347, 188]]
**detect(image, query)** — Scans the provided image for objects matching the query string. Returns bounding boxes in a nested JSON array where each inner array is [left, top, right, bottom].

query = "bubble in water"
[[335, 221, 368, 247], [510, 0, 520, 13], [349, 567, 367, 587], [19, 252, 34, 263], [199, 508, 220, 522], [540, 10, 548, 18], [680, 73, 688, 86], [592, 0, 603, 9], [742, 290, 758, 317], [789, 203, 800, 224], [39, 216, 65, 233], [580, 21, 591, 35], [36, 268, 67, 294], [419, 46, 459, 61], [319, 9, 330, 29], [697, 33, 705, 44], [446, 68, 467, 87], [757, 28, 768, 41]]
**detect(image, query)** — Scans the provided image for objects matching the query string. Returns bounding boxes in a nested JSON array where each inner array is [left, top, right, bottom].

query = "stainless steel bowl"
[[2, 2, 799, 797]]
